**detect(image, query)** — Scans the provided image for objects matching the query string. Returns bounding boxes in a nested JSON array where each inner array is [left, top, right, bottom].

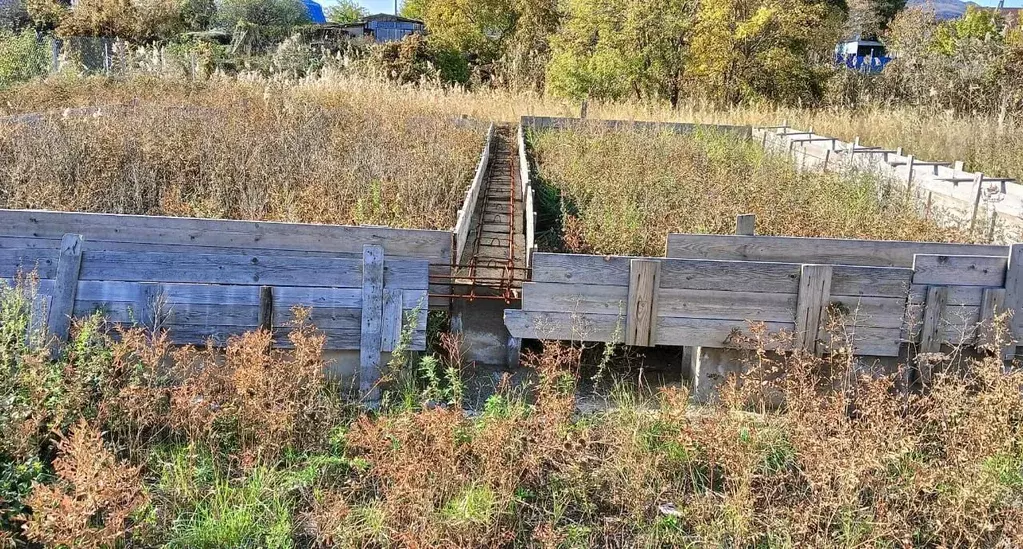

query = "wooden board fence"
[[508, 238, 1019, 358], [1, 235, 430, 354], [453, 123, 495, 262], [521, 116, 753, 139], [0, 209, 452, 310], [518, 123, 538, 268]]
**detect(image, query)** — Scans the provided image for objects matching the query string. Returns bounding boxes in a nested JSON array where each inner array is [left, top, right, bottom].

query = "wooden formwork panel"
[[510, 249, 1016, 358]]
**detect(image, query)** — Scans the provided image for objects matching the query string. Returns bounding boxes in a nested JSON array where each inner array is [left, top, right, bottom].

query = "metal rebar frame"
[[429, 130, 529, 303]]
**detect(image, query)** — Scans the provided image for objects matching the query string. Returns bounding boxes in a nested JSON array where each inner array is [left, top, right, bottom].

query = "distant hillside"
[[907, 0, 979, 19]]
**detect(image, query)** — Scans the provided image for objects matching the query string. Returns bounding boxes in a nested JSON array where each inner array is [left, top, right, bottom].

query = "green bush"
[[0, 29, 48, 89]]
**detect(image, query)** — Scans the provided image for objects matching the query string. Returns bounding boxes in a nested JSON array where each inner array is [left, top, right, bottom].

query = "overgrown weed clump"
[[1, 282, 1022, 546], [530, 125, 972, 256], [0, 78, 483, 230]]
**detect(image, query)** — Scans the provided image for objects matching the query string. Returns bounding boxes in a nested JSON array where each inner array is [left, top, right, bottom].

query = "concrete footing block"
[[690, 347, 749, 403]]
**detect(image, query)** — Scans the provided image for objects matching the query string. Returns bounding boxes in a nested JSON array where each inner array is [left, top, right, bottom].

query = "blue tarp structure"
[[301, 0, 327, 24]]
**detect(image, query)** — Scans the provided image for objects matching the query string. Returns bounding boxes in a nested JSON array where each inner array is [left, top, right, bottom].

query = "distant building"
[[835, 38, 892, 73], [338, 14, 425, 43]]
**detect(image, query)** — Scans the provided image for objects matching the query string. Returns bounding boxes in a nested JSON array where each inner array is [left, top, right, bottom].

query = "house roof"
[[358, 13, 424, 25]]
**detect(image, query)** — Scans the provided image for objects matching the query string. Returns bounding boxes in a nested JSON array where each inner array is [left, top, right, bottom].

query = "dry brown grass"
[[1, 276, 1022, 546], [529, 124, 970, 257], [3, 73, 1019, 196], [0, 78, 484, 229]]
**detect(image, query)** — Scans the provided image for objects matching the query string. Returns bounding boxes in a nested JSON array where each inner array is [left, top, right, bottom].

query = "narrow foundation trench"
[[450, 125, 531, 403]]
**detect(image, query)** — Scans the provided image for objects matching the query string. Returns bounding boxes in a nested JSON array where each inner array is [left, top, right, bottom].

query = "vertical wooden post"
[[360, 245, 385, 402], [979, 287, 1007, 349], [918, 285, 949, 385], [381, 288, 403, 352], [988, 212, 999, 243], [822, 148, 831, 170], [47, 234, 84, 347], [258, 286, 273, 332], [905, 155, 915, 192], [626, 259, 661, 347], [735, 214, 756, 236], [1003, 244, 1023, 360], [794, 264, 833, 354], [969, 172, 985, 234], [919, 286, 949, 354]]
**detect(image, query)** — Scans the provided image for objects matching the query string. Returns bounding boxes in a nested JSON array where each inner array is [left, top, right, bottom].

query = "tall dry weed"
[[20, 419, 149, 547]]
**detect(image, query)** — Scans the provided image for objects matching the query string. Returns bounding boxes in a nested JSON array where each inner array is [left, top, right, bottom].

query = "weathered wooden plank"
[[520, 282, 628, 315], [818, 326, 902, 357], [78, 251, 429, 290], [657, 317, 795, 349], [979, 288, 1007, 349], [660, 260, 802, 293], [79, 239, 362, 258], [47, 235, 84, 344], [735, 214, 756, 236], [829, 295, 910, 329], [0, 249, 59, 278], [0, 209, 453, 263], [381, 289, 403, 352], [830, 266, 913, 298], [795, 265, 833, 353], [665, 233, 1007, 267], [919, 286, 950, 353], [273, 307, 361, 330], [521, 116, 752, 138], [454, 123, 494, 261], [626, 259, 660, 347], [504, 310, 625, 343], [75, 281, 261, 305], [258, 286, 273, 331], [360, 245, 384, 401], [74, 300, 261, 326], [912, 254, 1007, 287], [658, 289, 797, 322], [0, 236, 61, 250], [530, 253, 633, 286], [908, 284, 983, 307], [1004, 244, 1023, 358], [980, 288, 1006, 326], [531, 253, 803, 293]]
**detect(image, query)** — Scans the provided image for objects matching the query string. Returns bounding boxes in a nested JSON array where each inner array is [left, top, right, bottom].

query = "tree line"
[[1, 0, 1021, 113]]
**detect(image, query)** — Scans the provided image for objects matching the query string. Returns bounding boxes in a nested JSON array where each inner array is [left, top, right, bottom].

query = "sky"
[[322, 0, 1022, 13]]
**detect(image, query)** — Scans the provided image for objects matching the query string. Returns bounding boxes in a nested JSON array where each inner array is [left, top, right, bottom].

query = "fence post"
[[47, 234, 84, 349], [969, 172, 985, 234], [794, 264, 833, 354], [626, 259, 660, 347], [1003, 244, 1023, 361], [979, 287, 1007, 350], [905, 155, 915, 193], [917, 286, 949, 384], [258, 286, 274, 332], [360, 244, 384, 402], [735, 214, 756, 236]]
